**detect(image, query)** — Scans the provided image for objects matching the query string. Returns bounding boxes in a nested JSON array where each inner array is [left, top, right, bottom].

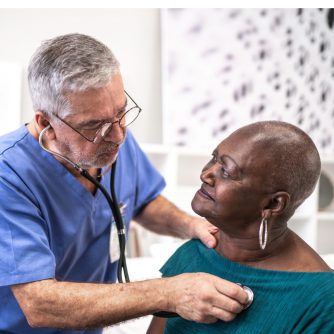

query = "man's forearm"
[[134, 195, 193, 239], [11, 278, 170, 329], [12, 272, 249, 329]]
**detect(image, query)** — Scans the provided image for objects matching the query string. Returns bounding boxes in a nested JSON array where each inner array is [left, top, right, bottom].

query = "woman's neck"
[[214, 228, 332, 272], [214, 227, 293, 269]]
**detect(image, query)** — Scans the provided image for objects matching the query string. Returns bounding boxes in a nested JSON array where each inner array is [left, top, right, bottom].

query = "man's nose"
[[103, 122, 125, 144]]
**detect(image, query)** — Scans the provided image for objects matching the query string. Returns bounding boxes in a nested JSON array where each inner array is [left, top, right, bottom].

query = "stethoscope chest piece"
[[243, 285, 254, 309], [237, 284, 254, 309]]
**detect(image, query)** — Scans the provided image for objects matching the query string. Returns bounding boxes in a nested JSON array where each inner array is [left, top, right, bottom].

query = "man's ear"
[[34, 111, 56, 140], [34, 111, 50, 131], [263, 191, 290, 218]]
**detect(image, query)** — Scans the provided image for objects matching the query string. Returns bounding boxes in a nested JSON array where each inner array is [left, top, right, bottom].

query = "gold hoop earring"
[[259, 218, 268, 250]]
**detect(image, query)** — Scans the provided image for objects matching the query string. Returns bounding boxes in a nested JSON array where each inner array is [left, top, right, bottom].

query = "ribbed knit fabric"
[[161, 239, 334, 334]]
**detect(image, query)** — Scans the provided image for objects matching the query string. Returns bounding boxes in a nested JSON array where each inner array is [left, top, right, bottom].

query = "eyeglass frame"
[[49, 90, 141, 144]]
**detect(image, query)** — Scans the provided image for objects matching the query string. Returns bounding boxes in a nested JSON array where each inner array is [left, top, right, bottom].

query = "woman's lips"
[[197, 187, 214, 201]]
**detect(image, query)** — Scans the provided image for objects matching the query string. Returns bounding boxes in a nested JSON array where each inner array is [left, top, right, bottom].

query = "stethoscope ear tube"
[[154, 311, 179, 318], [39, 127, 251, 319], [39, 126, 129, 283], [80, 163, 130, 283], [39, 125, 83, 172], [109, 160, 129, 283]]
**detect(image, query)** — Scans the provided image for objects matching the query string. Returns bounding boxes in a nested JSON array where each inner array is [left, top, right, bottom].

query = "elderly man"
[[0, 33, 248, 333]]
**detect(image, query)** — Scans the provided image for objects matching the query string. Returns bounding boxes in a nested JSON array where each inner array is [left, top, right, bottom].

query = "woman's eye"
[[221, 167, 230, 178]]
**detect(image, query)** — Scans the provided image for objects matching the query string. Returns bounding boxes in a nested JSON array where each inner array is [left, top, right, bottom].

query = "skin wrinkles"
[[67, 99, 128, 129], [147, 121, 331, 333], [15, 34, 253, 332], [50, 74, 127, 169], [201, 147, 271, 250], [191, 122, 330, 271], [213, 151, 243, 182], [194, 143, 266, 238]]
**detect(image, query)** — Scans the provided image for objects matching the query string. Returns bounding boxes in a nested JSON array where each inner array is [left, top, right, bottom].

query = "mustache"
[[97, 141, 122, 154]]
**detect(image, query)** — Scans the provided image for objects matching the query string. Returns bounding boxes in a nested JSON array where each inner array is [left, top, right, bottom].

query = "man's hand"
[[186, 216, 219, 249], [135, 195, 218, 248], [165, 272, 249, 323]]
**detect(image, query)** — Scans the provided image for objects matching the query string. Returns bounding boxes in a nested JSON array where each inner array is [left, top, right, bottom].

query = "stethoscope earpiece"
[[39, 125, 83, 172]]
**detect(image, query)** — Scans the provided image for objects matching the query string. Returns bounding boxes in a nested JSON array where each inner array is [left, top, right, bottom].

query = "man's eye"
[[117, 110, 126, 119], [80, 123, 102, 131]]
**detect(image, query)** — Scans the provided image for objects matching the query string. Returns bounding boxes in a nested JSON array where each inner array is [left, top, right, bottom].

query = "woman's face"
[[191, 132, 271, 235]]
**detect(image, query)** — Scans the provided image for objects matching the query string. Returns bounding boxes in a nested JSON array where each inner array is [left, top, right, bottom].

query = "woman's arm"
[[147, 317, 166, 334]]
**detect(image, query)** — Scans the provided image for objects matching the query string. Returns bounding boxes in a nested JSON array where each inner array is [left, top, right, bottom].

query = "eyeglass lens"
[[94, 107, 140, 143]]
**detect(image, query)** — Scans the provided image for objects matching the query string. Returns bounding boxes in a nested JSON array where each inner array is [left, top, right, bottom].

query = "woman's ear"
[[263, 191, 290, 218]]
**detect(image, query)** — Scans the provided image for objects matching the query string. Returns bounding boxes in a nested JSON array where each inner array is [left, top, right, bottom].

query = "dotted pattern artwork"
[[163, 9, 334, 154]]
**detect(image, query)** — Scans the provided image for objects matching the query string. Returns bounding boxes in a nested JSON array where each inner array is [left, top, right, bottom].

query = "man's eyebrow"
[[76, 119, 103, 127], [113, 99, 128, 117], [123, 99, 128, 110], [68, 97, 129, 127]]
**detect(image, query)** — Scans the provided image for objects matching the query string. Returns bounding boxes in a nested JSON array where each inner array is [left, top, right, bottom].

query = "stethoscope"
[[39, 125, 253, 317], [39, 125, 129, 283]]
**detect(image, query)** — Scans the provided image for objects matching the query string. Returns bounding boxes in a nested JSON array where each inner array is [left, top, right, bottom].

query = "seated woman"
[[148, 121, 334, 334]]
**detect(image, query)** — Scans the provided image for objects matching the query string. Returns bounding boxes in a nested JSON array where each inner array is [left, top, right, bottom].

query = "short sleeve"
[[0, 175, 55, 286], [126, 132, 166, 216]]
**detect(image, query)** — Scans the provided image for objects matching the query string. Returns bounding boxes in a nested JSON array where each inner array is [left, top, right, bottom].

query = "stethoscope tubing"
[[39, 125, 129, 283], [39, 126, 256, 318]]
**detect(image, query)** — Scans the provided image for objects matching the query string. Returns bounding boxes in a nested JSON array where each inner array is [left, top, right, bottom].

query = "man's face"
[[52, 74, 126, 169], [191, 131, 271, 235]]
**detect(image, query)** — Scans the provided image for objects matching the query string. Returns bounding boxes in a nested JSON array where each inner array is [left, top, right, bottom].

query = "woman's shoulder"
[[159, 239, 207, 277], [290, 232, 333, 272]]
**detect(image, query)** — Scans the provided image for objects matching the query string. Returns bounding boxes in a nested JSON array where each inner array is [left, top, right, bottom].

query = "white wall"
[[0, 9, 162, 143]]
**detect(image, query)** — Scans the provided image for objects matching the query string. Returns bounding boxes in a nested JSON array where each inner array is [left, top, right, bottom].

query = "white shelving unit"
[[316, 157, 334, 254], [136, 143, 334, 256]]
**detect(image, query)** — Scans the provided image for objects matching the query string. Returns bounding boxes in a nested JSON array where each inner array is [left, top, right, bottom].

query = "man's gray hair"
[[28, 33, 120, 118]]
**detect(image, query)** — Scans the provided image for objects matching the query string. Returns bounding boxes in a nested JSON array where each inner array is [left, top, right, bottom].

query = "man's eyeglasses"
[[51, 91, 141, 144]]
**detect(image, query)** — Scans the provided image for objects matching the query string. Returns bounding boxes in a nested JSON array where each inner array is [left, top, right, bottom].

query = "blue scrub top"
[[0, 126, 166, 334]]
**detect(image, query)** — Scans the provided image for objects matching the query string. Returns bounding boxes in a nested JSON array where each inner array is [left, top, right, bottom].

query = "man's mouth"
[[98, 144, 120, 156]]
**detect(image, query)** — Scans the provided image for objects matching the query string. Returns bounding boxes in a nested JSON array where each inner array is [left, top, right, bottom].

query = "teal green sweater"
[[161, 239, 334, 333]]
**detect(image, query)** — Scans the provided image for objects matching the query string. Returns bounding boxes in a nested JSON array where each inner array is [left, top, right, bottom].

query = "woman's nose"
[[200, 164, 216, 185]]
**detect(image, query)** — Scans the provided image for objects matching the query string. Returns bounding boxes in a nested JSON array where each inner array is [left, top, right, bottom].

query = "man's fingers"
[[215, 279, 249, 305], [201, 233, 217, 248], [197, 222, 219, 248], [212, 293, 245, 314], [168, 273, 250, 324], [210, 306, 238, 322]]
